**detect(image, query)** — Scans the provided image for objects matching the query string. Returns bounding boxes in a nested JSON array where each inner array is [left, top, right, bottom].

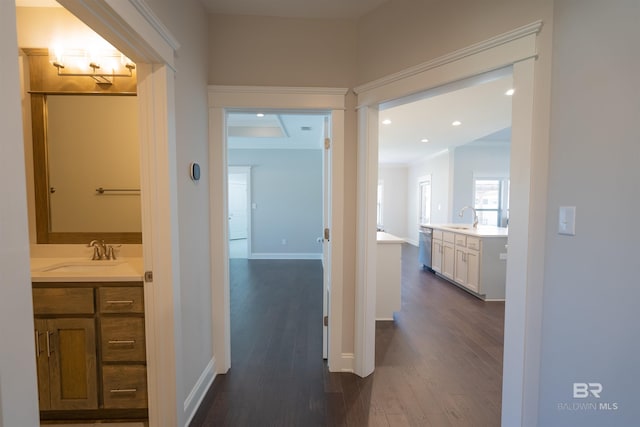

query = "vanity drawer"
[[433, 230, 443, 240], [102, 365, 147, 409], [467, 237, 481, 251], [99, 287, 144, 313], [32, 288, 94, 315], [454, 234, 467, 247], [101, 317, 146, 362]]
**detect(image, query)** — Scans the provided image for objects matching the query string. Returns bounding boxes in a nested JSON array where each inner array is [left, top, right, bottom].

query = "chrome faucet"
[[459, 206, 479, 228], [88, 240, 116, 260]]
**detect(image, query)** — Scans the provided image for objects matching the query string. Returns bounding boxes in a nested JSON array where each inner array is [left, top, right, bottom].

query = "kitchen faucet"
[[88, 239, 117, 260], [459, 206, 479, 228]]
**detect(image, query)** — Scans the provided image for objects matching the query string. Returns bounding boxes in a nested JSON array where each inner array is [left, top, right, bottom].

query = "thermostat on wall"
[[190, 162, 200, 181]]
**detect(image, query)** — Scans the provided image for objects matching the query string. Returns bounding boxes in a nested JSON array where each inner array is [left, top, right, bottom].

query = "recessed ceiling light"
[[382, 119, 392, 125], [420, 138, 429, 143], [505, 88, 515, 96], [256, 113, 265, 117], [452, 120, 462, 126]]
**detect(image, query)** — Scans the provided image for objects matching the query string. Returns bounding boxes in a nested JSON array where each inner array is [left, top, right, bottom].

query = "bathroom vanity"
[[31, 257, 147, 422]]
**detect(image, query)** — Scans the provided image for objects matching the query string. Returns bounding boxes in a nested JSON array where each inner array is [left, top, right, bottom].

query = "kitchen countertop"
[[423, 224, 508, 237], [377, 231, 404, 243], [31, 257, 144, 282]]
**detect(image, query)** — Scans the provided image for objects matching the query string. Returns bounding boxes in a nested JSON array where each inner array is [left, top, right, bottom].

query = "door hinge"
[[144, 271, 153, 283], [324, 138, 331, 150], [324, 228, 330, 241], [323, 315, 329, 327]]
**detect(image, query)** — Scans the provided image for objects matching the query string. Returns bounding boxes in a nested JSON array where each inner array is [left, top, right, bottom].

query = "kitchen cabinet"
[[441, 232, 455, 281], [33, 282, 147, 422], [430, 226, 507, 300], [432, 230, 443, 274]]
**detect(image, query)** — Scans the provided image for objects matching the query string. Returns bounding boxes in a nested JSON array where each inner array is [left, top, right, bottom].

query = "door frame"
[[227, 166, 252, 257], [353, 21, 547, 426], [54, 1, 182, 425], [208, 86, 349, 373]]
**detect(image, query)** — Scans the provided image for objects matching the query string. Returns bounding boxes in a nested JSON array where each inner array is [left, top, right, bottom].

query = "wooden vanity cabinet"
[[33, 282, 147, 422], [33, 289, 98, 411]]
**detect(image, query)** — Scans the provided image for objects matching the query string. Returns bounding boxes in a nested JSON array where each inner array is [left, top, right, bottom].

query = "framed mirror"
[[32, 93, 142, 244]]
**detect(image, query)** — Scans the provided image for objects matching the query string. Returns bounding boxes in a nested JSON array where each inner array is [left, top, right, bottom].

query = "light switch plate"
[[558, 206, 576, 236]]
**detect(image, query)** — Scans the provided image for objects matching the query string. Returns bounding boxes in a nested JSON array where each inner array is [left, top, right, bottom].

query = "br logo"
[[573, 383, 602, 398]]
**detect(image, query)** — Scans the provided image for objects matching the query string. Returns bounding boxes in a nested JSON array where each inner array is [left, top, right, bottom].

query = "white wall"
[[537, 1, 640, 425], [377, 165, 407, 238], [229, 149, 323, 257], [406, 150, 453, 244], [0, 2, 40, 425], [452, 142, 510, 223]]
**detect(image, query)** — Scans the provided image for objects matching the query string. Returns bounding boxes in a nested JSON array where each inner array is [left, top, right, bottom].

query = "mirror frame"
[[23, 48, 141, 244]]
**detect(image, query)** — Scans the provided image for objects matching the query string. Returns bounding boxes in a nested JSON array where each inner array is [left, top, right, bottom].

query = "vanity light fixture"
[[382, 119, 392, 125], [452, 120, 462, 126], [49, 46, 135, 85], [505, 88, 515, 96]]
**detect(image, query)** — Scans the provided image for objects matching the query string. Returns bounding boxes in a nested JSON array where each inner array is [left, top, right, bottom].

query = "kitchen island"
[[427, 224, 508, 300], [376, 231, 403, 320]]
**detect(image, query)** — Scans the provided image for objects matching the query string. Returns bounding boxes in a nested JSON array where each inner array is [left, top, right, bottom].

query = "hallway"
[[190, 244, 504, 426]]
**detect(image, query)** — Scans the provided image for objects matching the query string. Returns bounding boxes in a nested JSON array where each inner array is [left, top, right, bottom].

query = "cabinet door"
[[454, 247, 467, 284], [466, 249, 480, 292], [432, 240, 443, 273], [442, 242, 455, 280], [34, 319, 51, 410], [47, 318, 98, 410]]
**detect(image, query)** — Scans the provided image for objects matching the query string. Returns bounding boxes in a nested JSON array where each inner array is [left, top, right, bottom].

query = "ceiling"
[[199, 0, 389, 19], [378, 74, 513, 165]]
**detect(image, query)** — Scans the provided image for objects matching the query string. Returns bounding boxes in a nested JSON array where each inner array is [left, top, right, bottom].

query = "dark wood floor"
[[189, 244, 504, 426]]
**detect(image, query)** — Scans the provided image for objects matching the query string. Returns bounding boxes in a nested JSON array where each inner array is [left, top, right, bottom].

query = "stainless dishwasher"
[[418, 226, 433, 271]]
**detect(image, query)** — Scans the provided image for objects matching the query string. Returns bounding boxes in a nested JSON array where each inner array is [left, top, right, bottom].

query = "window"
[[377, 181, 384, 230], [474, 178, 509, 227], [418, 176, 432, 225]]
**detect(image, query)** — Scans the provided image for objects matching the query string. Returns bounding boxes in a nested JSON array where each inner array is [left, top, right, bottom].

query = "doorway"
[[208, 86, 348, 374], [225, 110, 328, 360], [354, 22, 544, 425]]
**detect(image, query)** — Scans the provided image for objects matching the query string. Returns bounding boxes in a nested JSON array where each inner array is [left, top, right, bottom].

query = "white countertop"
[[31, 257, 144, 282], [424, 224, 508, 237], [377, 231, 404, 243]]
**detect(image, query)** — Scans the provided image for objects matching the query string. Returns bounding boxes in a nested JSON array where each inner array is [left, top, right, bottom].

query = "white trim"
[[355, 23, 546, 426], [58, 0, 178, 70], [209, 86, 349, 111], [208, 86, 347, 376], [338, 353, 355, 373], [353, 21, 542, 95], [183, 358, 216, 426], [250, 253, 323, 260]]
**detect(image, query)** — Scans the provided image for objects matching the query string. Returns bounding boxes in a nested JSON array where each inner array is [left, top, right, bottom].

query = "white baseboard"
[[183, 357, 216, 427], [339, 353, 355, 373], [250, 252, 322, 260]]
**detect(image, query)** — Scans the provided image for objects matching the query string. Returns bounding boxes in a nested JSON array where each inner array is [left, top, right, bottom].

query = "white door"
[[322, 116, 331, 359], [228, 171, 249, 240]]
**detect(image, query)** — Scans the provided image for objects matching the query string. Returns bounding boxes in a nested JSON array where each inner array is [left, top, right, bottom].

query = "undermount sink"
[[444, 225, 472, 230], [40, 260, 124, 273]]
